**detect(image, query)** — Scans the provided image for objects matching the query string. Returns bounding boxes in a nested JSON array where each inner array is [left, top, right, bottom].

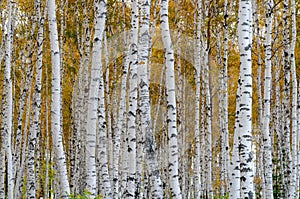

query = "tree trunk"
[[262, 0, 274, 198], [290, 0, 297, 197], [139, 0, 164, 197], [1, 1, 14, 198], [237, 0, 254, 198], [160, 0, 182, 198], [124, 0, 139, 197], [48, 0, 70, 196]]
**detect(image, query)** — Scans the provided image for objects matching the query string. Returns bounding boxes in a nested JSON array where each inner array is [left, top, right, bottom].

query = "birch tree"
[[290, 0, 297, 197], [124, 0, 139, 197], [48, 0, 70, 197], [160, 0, 182, 197], [262, 0, 274, 197], [1, 1, 14, 198], [95, 2, 111, 197], [194, 0, 202, 197], [97, 48, 112, 198], [219, 0, 230, 195], [236, 0, 254, 198], [85, 0, 107, 196], [139, 0, 164, 197], [282, 0, 293, 196], [27, 0, 44, 197]]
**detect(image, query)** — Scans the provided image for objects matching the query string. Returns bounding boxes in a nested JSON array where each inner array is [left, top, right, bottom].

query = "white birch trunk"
[[27, 1, 44, 197], [194, 4, 201, 198], [2, 1, 14, 198], [124, 0, 138, 197], [15, 92, 31, 199], [44, 62, 51, 199], [94, 18, 111, 199], [79, 6, 91, 192], [14, 51, 33, 192], [237, 0, 254, 198], [200, 54, 206, 198], [221, 0, 230, 194], [160, 0, 182, 197], [229, 86, 241, 198], [112, 23, 129, 199], [282, 0, 292, 197], [85, 0, 106, 196], [262, 0, 274, 198], [252, 1, 264, 197], [139, 0, 164, 197], [204, 49, 213, 199], [48, 0, 70, 196], [297, 81, 300, 199], [97, 50, 112, 198], [103, 30, 114, 189], [290, 0, 297, 197]]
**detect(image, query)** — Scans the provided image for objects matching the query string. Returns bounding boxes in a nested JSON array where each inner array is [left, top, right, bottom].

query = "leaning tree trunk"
[[48, 0, 70, 197]]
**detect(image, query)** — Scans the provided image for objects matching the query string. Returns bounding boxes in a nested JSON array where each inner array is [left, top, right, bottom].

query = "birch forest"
[[0, 0, 300, 198]]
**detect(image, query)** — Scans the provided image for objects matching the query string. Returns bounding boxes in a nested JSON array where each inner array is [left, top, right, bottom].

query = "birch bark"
[[160, 0, 182, 197], [262, 0, 274, 197], [282, 0, 292, 196], [48, 0, 70, 196], [124, 0, 139, 197], [97, 48, 112, 198], [1, 1, 14, 198], [112, 20, 129, 199], [290, 0, 297, 197], [139, 0, 164, 197], [194, 1, 201, 197], [85, 0, 106, 196], [237, 0, 254, 198]]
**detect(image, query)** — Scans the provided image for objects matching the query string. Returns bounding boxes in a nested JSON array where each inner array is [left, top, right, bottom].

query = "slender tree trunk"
[[237, 0, 254, 198], [124, 0, 139, 197], [229, 83, 241, 198], [262, 0, 274, 198], [44, 60, 51, 199], [290, 0, 297, 197], [139, 0, 164, 197], [297, 80, 300, 199], [252, 1, 265, 197], [112, 21, 130, 199], [48, 0, 70, 196], [221, 0, 230, 194], [15, 91, 31, 199], [160, 0, 182, 197], [1, 1, 14, 198], [27, 1, 44, 197], [97, 46, 112, 198], [85, 0, 107, 196], [194, 1, 201, 197], [282, 0, 292, 197]]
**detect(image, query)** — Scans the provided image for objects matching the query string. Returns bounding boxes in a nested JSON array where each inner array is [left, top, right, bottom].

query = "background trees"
[[0, 0, 299, 198]]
